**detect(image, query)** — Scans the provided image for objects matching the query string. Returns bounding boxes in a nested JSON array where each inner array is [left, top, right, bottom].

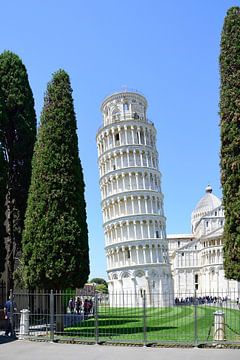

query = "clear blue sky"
[[0, 0, 236, 280]]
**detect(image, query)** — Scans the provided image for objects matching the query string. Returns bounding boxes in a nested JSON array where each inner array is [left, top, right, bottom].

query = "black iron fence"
[[3, 289, 240, 346]]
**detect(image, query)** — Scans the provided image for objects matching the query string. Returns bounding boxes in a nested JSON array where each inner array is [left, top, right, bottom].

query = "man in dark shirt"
[[4, 297, 17, 337]]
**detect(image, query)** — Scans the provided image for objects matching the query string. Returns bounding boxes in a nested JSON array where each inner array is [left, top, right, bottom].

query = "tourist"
[[4, 296, 17, 337], [68, 298, 75, 314], [75, 297, 82, 314]]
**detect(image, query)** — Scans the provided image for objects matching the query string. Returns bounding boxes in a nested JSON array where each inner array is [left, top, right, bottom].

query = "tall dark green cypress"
[[0, 148, 6, 277], [0, 92, 7, 276], [0, 88, 6, 277], [22, 70, 89, 289], [0, 51, 36, 290], [220, 7, 240, 281]]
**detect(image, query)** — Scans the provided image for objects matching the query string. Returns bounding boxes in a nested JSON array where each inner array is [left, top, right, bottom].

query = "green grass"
[[63, 305, 240, 344]]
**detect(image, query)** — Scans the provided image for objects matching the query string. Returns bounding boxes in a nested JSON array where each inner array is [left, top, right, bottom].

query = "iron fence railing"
[[3, 289, 240, 346]]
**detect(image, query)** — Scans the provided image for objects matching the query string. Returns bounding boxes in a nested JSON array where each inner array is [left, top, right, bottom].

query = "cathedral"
[[168, 185, 240, 297]]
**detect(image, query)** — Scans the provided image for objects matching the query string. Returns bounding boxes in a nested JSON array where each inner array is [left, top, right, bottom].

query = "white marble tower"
[[96, 90, 173, 306]]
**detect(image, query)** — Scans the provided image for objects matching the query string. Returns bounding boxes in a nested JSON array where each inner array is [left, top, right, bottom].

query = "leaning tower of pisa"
[[96, 90, 173, 307]]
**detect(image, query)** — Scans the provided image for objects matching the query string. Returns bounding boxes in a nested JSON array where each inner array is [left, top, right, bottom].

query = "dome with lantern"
[[191, 185, 222, 235]]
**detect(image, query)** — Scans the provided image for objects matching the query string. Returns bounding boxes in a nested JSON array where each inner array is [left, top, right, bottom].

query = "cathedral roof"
[[192, 185, 221, 217]]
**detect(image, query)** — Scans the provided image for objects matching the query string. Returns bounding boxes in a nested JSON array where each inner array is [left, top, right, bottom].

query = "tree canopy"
[[22, 69, 89, 289], [90, 278, 108, 293], [0, 51, 36, 289], [220, 7, 240, 280], [90, 278, 107, 286]]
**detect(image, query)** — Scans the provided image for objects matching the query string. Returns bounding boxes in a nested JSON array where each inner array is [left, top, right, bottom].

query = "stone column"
[[116, 247, 120, 266], [140, 220, 144, 240], [122, 246, 125, 266], [122, 174, 126, 191], [144, 196, 148, 214], [147, 173, 150, 189], [133, 221, 137, 239], [131, 195, 135, 214], [150, 196, 154, 214], [147, 220, 151, 238], [131, 126, 134, 144], [124, 196, 127, 214], [112, 129, 116, 148], [156, 246, 160, 263], [143, 246, 146, 264], [150, 245, 153, 263], [118, 126, 122, 145], [136, 246, 140, 265], [117, 197, 121, 216], [146, 152, 149, 167], [114, 225, 118, 243], [129, 173, 132, 190], [143, 173, 146, 189], [138, 196, 141, 214], [126, 220, 130, 240], [131, 277, 137, 306], [137, 127, 140, 144], [120, 151, 123, 168], [140, 150, 143, 166], [143, 129, 147, 146], [124, 126, 128, 145], [133, 149, 136, 166], [112, 200, 116, 218], [136, 173, 139, 189]]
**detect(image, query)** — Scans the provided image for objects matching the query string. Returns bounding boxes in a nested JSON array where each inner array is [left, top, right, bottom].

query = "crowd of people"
[[174, 295, 229, 306], [68, 297, 94, 316]]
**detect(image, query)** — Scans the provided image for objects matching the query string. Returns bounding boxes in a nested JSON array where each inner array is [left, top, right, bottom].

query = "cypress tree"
[[220, 7, 240, 281], [0, 89, 6, 276], [22, 69, 89, 290], [0, 51, 36, 290], [0, 92, 7, 276], [0, 148, 6, 277]]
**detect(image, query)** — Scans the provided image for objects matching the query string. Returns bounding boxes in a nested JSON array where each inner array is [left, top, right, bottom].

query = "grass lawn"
[[63, 305, 240, 344]]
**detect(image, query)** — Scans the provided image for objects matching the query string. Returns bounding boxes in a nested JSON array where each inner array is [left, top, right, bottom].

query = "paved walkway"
[[0, 340, 239, 360]]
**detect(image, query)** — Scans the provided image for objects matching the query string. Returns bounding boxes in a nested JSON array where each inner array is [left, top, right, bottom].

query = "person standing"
[[75, 297, 82, 314], [68, 298, 74, 314]]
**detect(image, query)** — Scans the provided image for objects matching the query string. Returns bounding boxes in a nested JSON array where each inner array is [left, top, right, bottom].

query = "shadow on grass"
[[64, 313, 145, 327], [64, 325, 177, 337], [65, 317, 137, 328]]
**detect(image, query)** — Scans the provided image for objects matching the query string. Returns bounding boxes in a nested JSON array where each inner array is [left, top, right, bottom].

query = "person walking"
[[4, 296, 17, 337]]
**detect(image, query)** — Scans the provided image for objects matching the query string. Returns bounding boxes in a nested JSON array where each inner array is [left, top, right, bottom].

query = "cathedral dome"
[[191, 185, 221, 224]]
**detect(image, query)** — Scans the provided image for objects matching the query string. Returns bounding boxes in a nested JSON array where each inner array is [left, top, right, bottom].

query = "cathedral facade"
[[168, 186, 240, 298]]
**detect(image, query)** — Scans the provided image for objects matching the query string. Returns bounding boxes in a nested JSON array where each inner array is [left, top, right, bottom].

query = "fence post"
[[94, 293, 99, 344], [143, 290, 147, 346], [19, 309, 30, 338], [194, 288, 198, 346], [50, 290, 54, 341], [213, 311, 225, 341]]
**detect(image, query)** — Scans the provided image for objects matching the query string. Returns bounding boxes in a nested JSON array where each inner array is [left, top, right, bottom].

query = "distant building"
[[96, 90, 173, 306], [168, 186, 240, 297]]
